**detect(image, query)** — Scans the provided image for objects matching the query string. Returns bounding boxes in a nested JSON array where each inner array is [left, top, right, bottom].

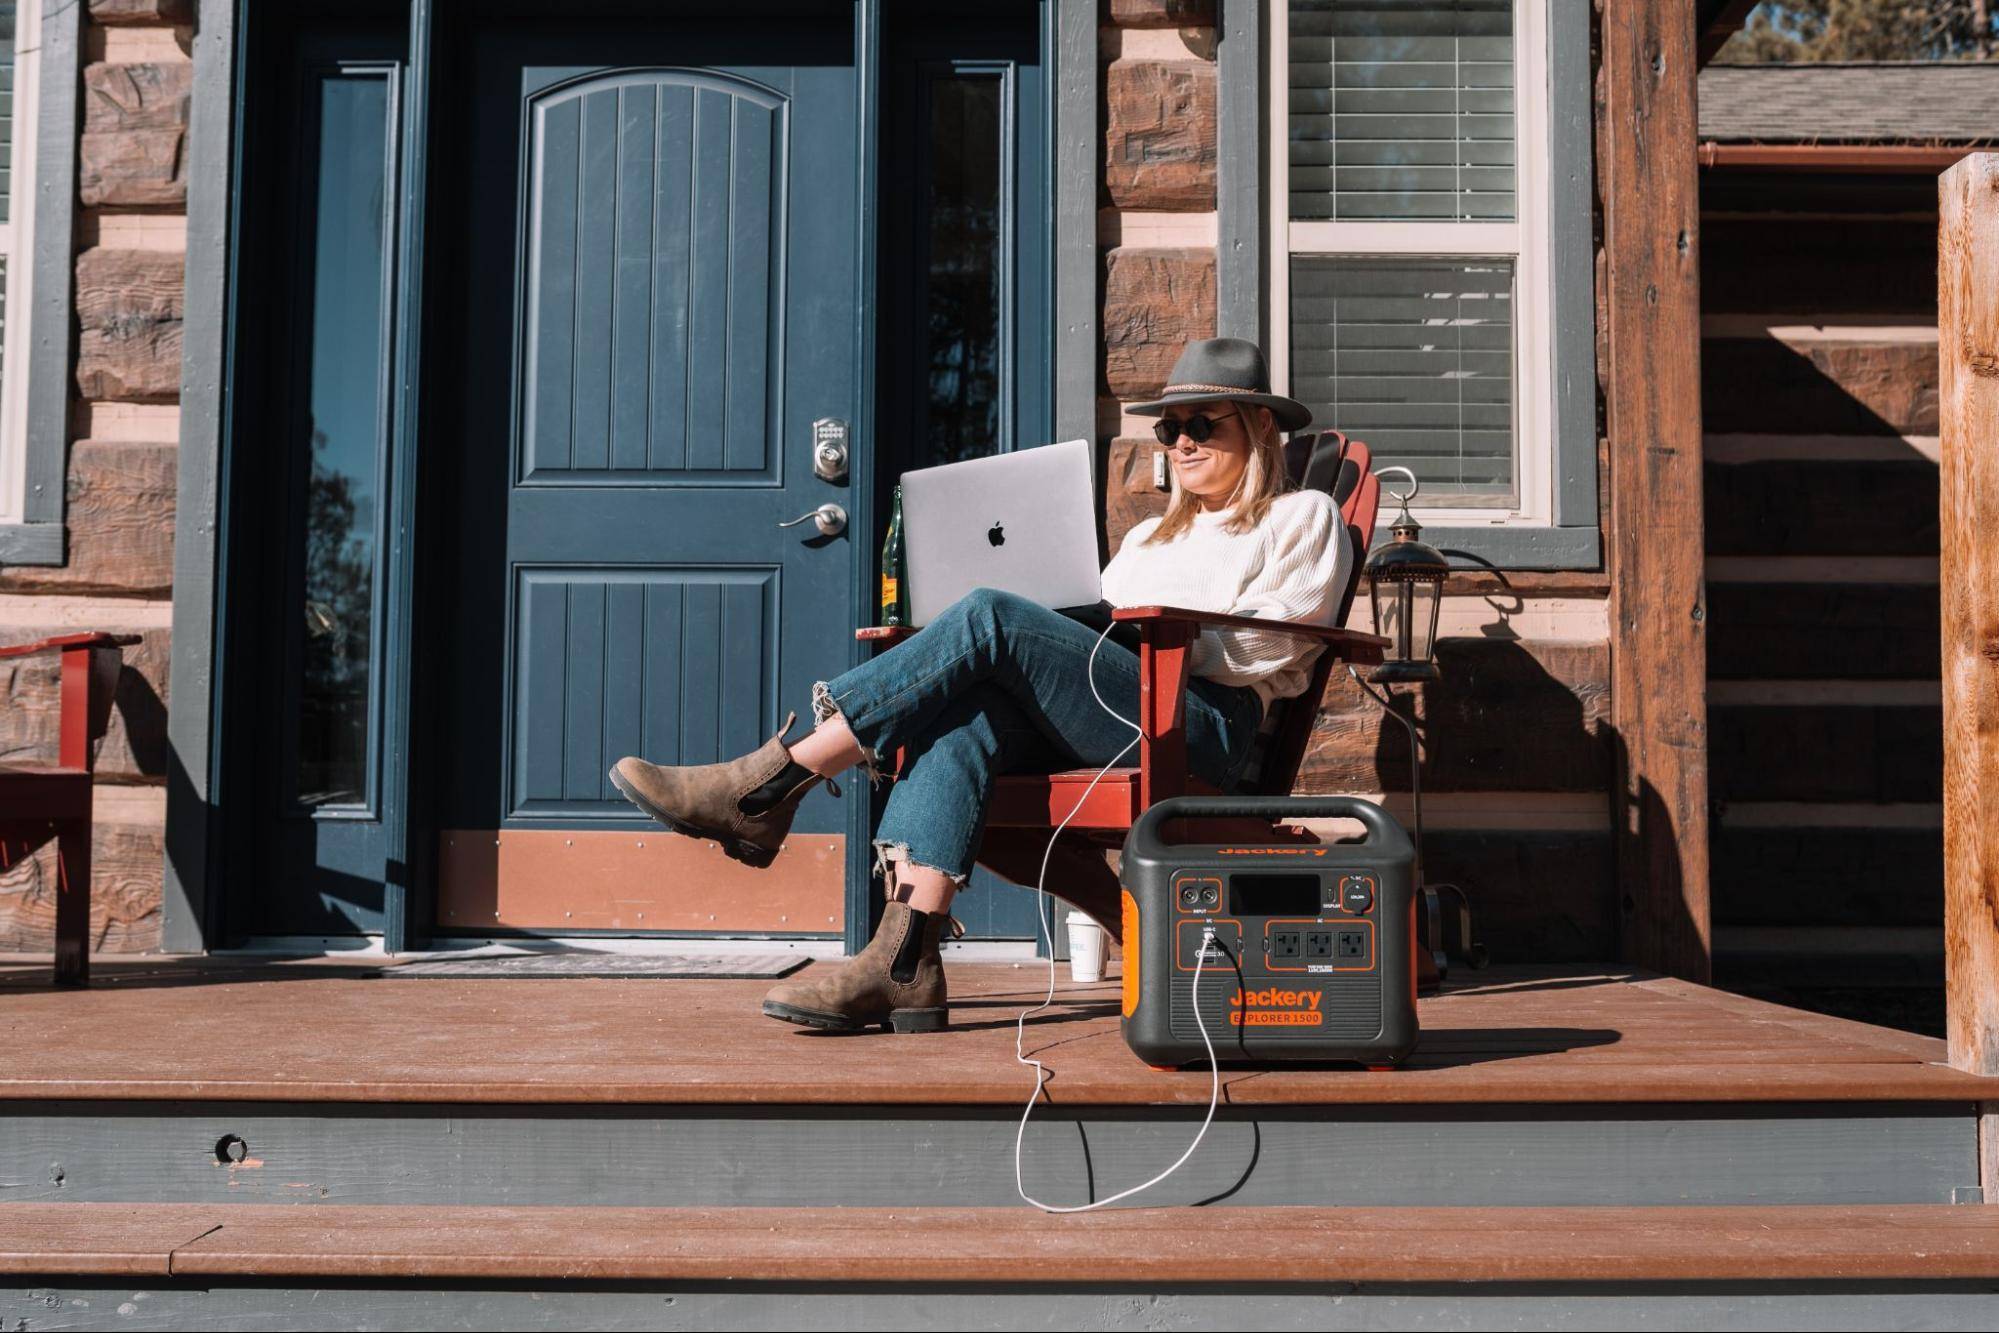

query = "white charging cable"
[[1013, 621, 1223, 1212]]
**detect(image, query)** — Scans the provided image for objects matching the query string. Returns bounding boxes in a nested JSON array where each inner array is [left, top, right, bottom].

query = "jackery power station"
[[1118, 797, 1420, 1068]]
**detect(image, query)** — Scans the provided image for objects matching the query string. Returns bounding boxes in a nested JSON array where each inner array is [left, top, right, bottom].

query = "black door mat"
[[385, 953, 808, 980]]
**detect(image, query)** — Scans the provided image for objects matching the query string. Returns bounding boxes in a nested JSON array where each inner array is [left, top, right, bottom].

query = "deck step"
[[3, 963, 1985, 1211], [8, 1203, 1999, 1285]]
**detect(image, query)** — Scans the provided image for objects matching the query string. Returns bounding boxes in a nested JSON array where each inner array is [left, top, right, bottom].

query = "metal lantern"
[[1364, 468, 1448, 684]]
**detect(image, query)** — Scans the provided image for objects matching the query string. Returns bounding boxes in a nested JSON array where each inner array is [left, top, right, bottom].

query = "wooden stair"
[[11, 1203, 1999, 1285], [4, 959, 1995, 1325]]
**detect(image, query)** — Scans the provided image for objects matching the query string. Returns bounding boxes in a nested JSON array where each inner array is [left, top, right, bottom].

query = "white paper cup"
[[1066, 910, 1106, 984]]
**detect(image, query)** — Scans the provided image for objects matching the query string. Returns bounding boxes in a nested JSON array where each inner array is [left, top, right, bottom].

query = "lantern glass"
[[1406, 572, 1441, 663], [1366, 569, 1445, 684], [1361, 485, 1450, 684]]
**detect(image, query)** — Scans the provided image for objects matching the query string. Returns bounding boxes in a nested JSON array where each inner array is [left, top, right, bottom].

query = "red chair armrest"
[[0, 631, 141, 661], [856, 626, 918, 644], [0, 633, 137, 771], [1110, 605, 1388, 662]]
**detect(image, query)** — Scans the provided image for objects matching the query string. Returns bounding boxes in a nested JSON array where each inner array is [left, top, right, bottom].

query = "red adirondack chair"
[[0, 631, 140, 985], [860, 433, 1388, 922]]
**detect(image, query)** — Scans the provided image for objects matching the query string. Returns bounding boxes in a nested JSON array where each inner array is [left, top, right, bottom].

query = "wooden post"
[[1599, 0, 1711, 981], [1939, 154, 1999, 1102]]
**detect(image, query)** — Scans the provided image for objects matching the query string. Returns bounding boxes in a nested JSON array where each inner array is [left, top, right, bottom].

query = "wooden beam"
[[1938, 152, 1999, 1084], [1599, 0, 1712, 981]]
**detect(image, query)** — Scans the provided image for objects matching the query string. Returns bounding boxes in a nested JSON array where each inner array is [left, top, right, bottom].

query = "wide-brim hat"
[[1127, 337, 1313, 433]]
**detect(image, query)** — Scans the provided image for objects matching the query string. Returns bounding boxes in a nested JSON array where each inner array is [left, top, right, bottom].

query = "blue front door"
[[428, 17, 863, 935]]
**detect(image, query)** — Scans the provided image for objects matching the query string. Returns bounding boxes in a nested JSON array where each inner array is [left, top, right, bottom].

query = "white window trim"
[[0, 0, 39, 526], [1269, 0, 1557, 528]]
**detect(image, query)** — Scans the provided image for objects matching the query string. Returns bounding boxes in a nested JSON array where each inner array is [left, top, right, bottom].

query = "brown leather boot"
[[762, 900, 959, 1032], [608, 712, 828, 868]]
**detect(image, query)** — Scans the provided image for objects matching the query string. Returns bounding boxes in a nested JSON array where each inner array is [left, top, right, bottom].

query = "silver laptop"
[[901, 439, 1102, 627]]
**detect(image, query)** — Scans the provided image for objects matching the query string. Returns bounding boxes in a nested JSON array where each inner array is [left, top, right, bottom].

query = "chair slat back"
[[1241, 437, 1381, 796]]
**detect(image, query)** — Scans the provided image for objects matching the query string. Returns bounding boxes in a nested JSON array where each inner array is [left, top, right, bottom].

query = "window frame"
[[1260, 0, 1599, 567], [0, 0, 39, 528], [0, 0, 75, 564]]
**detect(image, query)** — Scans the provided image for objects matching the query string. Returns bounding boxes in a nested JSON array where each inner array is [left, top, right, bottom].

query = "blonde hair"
[[1140, 403, 1295, 546]]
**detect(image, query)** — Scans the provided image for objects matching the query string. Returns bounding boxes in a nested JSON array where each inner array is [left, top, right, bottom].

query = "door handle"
[[778, 503, 847, 538]]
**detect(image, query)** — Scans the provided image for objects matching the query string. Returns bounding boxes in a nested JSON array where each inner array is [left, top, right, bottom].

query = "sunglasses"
[[1151, 411, 1240, 446]]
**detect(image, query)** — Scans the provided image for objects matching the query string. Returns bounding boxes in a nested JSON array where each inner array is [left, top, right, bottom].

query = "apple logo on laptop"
[[987, 521, 1006, 548]]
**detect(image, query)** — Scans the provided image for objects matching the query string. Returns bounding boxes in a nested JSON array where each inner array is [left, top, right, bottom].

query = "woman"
[[608, 338, 1351, 1033]]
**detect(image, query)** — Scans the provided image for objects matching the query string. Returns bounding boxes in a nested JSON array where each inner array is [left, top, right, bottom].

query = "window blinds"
[[0, 3, 14, 226], [1288, 256, 1516, 503], [1288, 0, 1514, 223]]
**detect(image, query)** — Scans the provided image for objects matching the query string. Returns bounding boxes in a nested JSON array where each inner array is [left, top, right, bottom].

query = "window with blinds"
[[1289, 256, 1514, 503], [1278, 0, 1536, 512], [1288, 0, 1513, 223]]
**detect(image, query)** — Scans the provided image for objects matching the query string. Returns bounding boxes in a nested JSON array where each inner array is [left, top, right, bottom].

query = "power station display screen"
[[1228, 873, 1323, 917]]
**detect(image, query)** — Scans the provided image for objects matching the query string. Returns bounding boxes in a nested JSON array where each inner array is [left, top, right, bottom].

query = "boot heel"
[[888, 1007, 948, 1034]]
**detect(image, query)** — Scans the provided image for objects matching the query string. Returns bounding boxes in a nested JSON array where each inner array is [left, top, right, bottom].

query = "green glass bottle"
[[880, 485, 908, 626]]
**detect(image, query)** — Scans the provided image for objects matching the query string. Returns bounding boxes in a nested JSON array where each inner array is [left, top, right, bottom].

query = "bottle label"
[[880, 576, 899, 618]]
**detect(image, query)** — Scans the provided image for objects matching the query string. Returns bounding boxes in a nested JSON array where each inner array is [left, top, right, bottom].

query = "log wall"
[[1700, 163, 1950, 1029], [1100, 1, 1615, 963], [0, 3, 189, 952]]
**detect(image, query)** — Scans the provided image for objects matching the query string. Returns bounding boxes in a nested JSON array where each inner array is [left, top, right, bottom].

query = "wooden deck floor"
[[0, 959, 1982, 1106]]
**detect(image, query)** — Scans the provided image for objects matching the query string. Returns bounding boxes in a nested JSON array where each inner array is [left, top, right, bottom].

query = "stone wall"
[[0, 1, 190, 953], [1099, 0, 1219, 552]]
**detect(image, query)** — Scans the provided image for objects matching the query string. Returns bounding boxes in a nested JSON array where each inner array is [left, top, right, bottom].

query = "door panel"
[[508, 566, 776, 818], [521, 71, 783, 482], [228, 15, 410, 937], [429, 16, 858, 935]]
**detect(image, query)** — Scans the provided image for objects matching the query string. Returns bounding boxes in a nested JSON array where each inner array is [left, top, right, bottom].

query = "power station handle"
[[1127, 795, 1409, 858]]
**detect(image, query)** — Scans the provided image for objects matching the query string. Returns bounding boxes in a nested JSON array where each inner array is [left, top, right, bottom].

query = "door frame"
[[168, 0, 1102, 955]]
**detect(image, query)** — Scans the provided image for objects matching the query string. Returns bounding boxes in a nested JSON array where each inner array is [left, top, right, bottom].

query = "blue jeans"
[[812, 588, 1264, 885]]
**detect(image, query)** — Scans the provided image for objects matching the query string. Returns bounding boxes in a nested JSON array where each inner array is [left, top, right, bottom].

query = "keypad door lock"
[[812, 417, 849, 482]]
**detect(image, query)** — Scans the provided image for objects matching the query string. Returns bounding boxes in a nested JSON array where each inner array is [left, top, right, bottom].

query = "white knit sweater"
[[1100, 489, 1352, 711]]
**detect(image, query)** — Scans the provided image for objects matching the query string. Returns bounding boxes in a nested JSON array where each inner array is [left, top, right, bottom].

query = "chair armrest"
[[856, 626, 918, 644], [1110, 605, 1389, 661], [0, 632, 139, 772], [0, 631, 141, 661]]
